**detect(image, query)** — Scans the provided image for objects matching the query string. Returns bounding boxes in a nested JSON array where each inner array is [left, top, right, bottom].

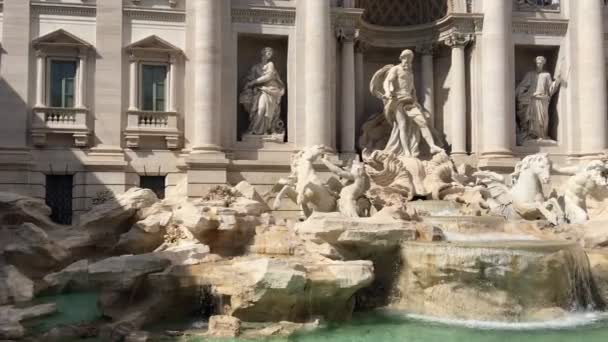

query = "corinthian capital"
[[336, 26, 358, 43], [415, 43, 435, 56], [444, 32, 474, 48]]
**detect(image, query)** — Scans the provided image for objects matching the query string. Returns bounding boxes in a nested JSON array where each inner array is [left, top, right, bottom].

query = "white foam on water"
[[443, 231, 540, 242], [381, 310, 608, 331]]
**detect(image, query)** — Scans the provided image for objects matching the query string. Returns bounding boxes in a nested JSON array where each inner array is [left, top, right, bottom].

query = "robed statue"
[[239, 47, 286, 136], [361, 49, 444, 158], [515, 56, 562, 144]]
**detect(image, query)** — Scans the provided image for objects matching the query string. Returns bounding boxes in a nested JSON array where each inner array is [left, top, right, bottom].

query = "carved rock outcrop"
[[77, 188, 159, 248], [395, 240, 604, 321], [0, 265, 34, 305], [2, 223, 69, 278], [147, 256, 374, 323], [0, 192, 58, 228]]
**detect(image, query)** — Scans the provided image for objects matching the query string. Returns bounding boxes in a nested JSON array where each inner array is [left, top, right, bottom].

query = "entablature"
[[358, 13, 483, 49]]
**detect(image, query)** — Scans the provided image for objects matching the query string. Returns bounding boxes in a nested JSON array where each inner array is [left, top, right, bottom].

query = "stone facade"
[[0, 0, 606, 221]]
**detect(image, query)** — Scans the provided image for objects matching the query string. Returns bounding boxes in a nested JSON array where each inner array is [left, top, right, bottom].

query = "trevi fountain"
[[1, 0, 608, 341]]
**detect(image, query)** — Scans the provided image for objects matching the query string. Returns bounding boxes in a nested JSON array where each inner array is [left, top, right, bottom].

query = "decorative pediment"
[[32, 29, 93, 50], [126, 35, 182, 55]]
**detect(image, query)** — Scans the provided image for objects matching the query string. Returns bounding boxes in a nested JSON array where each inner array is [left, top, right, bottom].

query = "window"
[[50, 60, 77, 108], [46, 175, 73, 225], [140, 176, 166, 199], [141, 65, 167, 112]]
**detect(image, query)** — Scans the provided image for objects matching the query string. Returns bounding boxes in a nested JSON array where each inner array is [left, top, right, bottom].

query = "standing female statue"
[[239, 47, 286, 136]]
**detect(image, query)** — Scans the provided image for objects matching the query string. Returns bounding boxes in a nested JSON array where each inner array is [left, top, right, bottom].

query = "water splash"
[[387, 310, 608, 331]]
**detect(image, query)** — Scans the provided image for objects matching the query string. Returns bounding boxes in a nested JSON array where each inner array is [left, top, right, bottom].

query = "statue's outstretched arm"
[[321, 158, 354, 181]]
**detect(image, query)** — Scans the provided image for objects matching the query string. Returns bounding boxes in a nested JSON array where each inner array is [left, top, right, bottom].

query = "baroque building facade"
[[0, 0, 606, 222]]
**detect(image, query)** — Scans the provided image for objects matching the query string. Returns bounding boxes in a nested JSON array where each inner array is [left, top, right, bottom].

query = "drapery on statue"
[[368, 49, 444, 158], [239, 47, 286, 136], [515, 56, 562, 144]]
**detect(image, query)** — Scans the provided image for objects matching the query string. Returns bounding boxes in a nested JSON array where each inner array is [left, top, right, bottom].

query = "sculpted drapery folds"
[[367, 49, 444, 158], [515, 56, 562, 144], [239, 47, 286, 136]]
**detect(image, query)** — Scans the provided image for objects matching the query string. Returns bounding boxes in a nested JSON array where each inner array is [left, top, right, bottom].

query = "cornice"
[[124, 7, 185, 23], [333, 7, 365, 29], [231, 6, 296, 26], [512, 18, 569, 36], [359, 13, 483, 49], [31, 2, 96, 17]]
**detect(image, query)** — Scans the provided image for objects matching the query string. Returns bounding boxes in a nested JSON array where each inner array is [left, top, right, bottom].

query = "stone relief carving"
[[239, 47, 286, 139], [515, 56, 562, 145]]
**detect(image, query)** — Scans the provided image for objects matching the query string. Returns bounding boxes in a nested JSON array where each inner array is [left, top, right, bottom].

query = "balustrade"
[[514, 0, 560, 11], [125, 109, 180, 149], [31, 107, 89, 147]]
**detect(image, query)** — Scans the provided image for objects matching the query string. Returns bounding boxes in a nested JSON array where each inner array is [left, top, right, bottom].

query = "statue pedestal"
[[521, 139, 558, 147], [241, 133, 286, 147]]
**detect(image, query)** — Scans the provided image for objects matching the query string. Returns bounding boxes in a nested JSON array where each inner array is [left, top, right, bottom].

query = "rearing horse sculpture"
[[266, 145, 338, 218], [474, 153, 564, 225]]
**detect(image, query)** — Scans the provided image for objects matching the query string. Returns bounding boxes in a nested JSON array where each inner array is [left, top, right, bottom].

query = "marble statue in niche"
[[239, 47, 286, 139], [365, 49, 444, 158], [515, 56, 562, 145]]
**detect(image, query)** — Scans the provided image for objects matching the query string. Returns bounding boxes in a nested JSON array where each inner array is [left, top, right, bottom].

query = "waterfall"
[[391, 240, 604, 322]]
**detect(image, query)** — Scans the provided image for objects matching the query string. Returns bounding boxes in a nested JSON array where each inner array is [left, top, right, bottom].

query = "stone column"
[[445, 33, 472, 155], [192, 0, 222, 153], [168, 55, 177, 112], [355, 42, 367, 143], [480, 0, 515, 157], [337, 27, 357, 154], [35, 51, 46, 107], [576, 0, 608, 155], [304, 0, 333, 148], [0, 0, 30, 149], [416, 44, 435, 125], [93, 0, 124, 151], [128, 55, 138, 111], [76, 50, 87, 108]]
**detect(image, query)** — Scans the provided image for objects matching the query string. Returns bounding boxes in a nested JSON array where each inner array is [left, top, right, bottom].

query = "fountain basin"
[[422, 216, 507, 234], [409, 200, 463, 217], [394, 240, 603, 322]]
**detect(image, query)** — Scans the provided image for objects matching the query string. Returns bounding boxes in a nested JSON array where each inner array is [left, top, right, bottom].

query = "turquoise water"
[[23, 292, 101, 333], [174, 311, 608, 342], [288, 311, 608, 342], [24, 294, 608, 342]]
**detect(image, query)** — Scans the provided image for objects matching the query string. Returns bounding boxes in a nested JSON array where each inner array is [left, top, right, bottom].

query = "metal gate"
[[45, 175, 73, 225]]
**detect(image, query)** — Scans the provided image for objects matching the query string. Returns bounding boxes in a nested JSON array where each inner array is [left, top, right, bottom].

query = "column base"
[[477, 155, 520, 172], [186, 149, 230, 199], [567, 151, 608, 161]]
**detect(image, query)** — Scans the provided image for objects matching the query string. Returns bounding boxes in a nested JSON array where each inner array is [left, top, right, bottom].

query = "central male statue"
[[370, 49, 444, 158]]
